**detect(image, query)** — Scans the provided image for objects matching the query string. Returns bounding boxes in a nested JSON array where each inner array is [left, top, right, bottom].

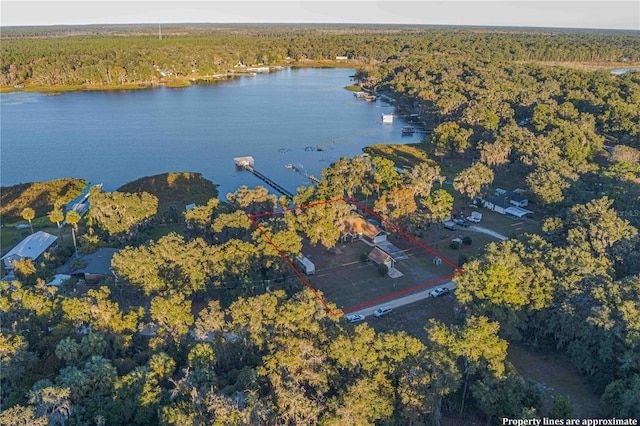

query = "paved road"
[[348, 280, 458, 317]]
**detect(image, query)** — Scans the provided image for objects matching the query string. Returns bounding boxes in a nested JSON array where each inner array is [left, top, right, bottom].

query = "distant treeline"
[[1, 26, 639, 87]]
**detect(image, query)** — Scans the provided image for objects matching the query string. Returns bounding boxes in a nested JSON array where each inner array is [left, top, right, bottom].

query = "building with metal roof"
[[2, 231, 58, 272]]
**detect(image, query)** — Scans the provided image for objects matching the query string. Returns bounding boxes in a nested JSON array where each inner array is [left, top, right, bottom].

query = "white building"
[[2, 231, 58, 273]]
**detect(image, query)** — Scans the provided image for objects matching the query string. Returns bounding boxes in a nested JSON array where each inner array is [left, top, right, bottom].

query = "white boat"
[[381, 114, 394, 124]]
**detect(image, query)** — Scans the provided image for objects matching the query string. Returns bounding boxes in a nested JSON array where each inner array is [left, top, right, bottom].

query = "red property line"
[[347, 197, 464, 273], [249, 197, 464, 316], [248, 214, 339, 316]]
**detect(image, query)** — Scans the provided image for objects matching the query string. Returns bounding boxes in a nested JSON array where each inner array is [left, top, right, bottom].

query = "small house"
[[368, 247, 395, 271], [2, 231, 58, 273], [509, 189, 529, 208], [482, 195, 512, 215], [342, 216, 387, 245]]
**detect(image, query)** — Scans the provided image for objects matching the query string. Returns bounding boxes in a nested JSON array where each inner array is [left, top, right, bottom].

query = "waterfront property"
[[342, 216, 387, 245], [56, 247, 118, 282], [2, 231, 58, 274]]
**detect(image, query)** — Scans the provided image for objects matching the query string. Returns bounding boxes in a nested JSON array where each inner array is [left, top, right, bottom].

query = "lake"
[[1, 68, 419, 197]]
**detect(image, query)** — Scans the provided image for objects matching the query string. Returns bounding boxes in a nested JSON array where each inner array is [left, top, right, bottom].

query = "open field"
[[301, 235, 458, 312]]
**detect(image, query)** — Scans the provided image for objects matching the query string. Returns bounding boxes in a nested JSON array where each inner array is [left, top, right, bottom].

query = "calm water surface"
[[1, 68, 419, 197]]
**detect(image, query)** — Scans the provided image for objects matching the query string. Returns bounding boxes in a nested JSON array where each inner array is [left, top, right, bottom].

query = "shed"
[[368, 247, 395, 270], [2, 231, 58, 272], [295, 256, 315, 275]]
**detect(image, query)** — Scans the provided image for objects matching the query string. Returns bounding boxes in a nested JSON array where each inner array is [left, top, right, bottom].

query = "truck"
[[296, 256, 315, 275], [467, 211, 482, 223]]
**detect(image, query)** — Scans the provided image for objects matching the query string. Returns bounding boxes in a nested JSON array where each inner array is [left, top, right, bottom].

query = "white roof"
[[2, 231, 58, 264], [46, 274, 71, 287], [504, 206, 533, 218]]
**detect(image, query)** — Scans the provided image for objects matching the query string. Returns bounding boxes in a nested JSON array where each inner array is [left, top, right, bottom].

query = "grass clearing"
[[295, 228, 458, 312], [364, 143, 434, 168], [507, 343, 604, 418]]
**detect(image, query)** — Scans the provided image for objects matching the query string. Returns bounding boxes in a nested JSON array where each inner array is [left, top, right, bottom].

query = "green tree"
[[453, 163, 494, 201], [21, 207, 35, 234], [89, 189, 158, 241], [111, 233, 215, 296], [48, 206, 64, 231], [548, 395, 573, 419], [423, 188, 454, 248], [149, 294, 194, 350], [65, 210, 81, 257], [371, 156, 400, 197], [431, 122, 473, 156]]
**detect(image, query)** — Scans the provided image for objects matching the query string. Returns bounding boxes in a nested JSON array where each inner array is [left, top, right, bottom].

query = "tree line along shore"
[[1, 26, 640, 425]]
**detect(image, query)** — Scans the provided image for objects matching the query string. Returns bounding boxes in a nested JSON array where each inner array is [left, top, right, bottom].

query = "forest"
[[1, 25, 640, 425]]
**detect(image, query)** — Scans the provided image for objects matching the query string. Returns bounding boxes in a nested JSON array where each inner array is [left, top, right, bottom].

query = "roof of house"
[[504, 206, 533, 217], [368, 247, 393, 265], [343, 216, 385, 239], [508, 191, 528, 203], [57, 247, 118, 276], [2, 231, 58, 263], [485, 195, 512, 209]]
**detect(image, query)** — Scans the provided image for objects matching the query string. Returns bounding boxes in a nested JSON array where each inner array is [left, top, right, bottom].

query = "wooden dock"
[[286, 163, 321, 184], [235, 156, 294, 198]]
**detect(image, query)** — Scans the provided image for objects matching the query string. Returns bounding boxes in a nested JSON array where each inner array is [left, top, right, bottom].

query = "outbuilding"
[[368, 247, 395, 271], [295, 256, 316, 275]]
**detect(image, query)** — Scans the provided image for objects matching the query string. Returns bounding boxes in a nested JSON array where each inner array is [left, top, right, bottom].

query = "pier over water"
[[234, 156, 295, 198]]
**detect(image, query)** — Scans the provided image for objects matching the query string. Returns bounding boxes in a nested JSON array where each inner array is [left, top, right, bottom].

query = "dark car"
[[453, 218, 470, 227], [443, 222, 456, 231]]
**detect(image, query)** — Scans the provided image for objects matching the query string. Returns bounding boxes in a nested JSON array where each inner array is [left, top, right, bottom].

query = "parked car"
[[443, 221, 456, 231], [373, 306, 392, 317], [430, 287, 450, 297], [345, 314, 365, 323], [453, 218, 470, 227]]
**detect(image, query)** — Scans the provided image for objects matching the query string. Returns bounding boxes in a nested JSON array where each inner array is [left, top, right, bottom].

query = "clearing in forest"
[[250, 198, 463, 316]]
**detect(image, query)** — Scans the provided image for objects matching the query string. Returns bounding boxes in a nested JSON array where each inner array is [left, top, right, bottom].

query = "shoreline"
[[0, 61, 360, 94]]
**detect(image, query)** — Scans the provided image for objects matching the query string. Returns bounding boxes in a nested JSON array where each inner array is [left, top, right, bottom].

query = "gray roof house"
[[2, 231, 58, 272], [57, 247, 118, 280]]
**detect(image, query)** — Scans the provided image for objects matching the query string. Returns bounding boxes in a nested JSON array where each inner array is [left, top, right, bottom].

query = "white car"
[[373, 306, 392, 317], [345, 314, 365, 323], [430, 287, 450, 298]]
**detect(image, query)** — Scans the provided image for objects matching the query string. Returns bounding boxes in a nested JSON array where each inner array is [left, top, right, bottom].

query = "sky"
[[1, 0, 638, 30]]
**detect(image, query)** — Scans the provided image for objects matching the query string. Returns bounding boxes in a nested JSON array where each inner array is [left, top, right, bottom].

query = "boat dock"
[[234, 156, 295, 198], [285, 163, 321, 184]]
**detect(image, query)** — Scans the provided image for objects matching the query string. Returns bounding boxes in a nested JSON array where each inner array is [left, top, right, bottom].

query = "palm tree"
[[21, 207, 35, 234], [66, 210, 81, 257], [49, 207, 65, 239]]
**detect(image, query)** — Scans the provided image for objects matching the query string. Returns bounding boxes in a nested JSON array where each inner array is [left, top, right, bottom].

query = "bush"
[[462, 236, 472, 245], [376, 263, 388, 276], [450, 241, 461, 250]]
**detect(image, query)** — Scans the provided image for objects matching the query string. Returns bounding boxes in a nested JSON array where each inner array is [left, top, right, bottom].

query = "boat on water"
[[401, 126, 415, 135], [381, 113, 394, 124]]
